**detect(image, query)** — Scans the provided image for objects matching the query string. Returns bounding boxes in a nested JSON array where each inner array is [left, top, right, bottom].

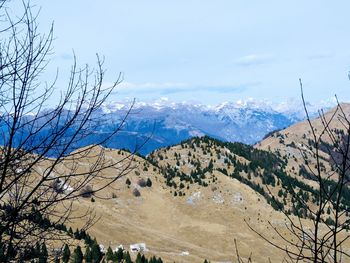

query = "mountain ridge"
[[88, 99, 316, 154]]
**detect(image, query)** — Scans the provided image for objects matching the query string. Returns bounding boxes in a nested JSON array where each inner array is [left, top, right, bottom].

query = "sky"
[[14, 0, 350, 105]]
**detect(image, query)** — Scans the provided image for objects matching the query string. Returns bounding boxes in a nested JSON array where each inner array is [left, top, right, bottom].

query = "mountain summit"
[[91, 99, 322, 154]]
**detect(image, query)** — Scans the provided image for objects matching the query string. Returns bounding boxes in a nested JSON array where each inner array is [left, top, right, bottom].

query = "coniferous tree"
[[34, 242, 41, 259], [115, 247, 124, 262], [146, 178, 152, 187], [74, 229, 81, 240], [84, 234, 93, 247], [124, 251, 132, 263], [136, 252, 142, 263], [91, 239, 101, 263], [62, 244, 71, 263], [39, 243, 48, 263], [84, 246, 92, 263], [106, 246, 114, 261], [73, 246, 83, 263]]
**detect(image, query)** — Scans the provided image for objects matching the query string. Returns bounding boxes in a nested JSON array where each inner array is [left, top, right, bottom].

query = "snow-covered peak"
[[101, 102, 126, 113], [99, 97, 335, 120], [215, 98, 275, 113]]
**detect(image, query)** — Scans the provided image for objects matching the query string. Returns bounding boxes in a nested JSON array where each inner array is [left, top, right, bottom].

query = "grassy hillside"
[[57, 142, 291, 262], [59, 133, 350, 262], [148, 136, 323, 218]]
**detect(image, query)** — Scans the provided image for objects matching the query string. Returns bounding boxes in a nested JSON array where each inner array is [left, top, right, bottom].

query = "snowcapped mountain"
[[7, 98, 331, 156], [89, 98, 328, 154]]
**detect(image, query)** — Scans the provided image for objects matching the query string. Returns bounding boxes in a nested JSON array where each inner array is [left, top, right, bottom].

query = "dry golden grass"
[[59, 141, 349, 262]]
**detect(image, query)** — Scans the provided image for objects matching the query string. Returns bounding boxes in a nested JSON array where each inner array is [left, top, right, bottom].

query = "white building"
[[129, 243, 147, 253]]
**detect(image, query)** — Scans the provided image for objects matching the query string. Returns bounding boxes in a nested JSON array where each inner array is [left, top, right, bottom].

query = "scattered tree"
[[133, 188, 141, 197], [146, 178, 152, 187], [72, 246, 83, 263], [62, 244, 71, 263], [106, 246, 114, 261], [84, 246, 92, 263]]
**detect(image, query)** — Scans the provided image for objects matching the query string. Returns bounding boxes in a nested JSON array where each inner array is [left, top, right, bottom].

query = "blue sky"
[[27, 1, 350, 104]]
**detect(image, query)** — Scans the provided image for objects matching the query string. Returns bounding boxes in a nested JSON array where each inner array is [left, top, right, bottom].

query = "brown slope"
[[59, 144, 289, 262], [255, 103, 350, 182], [50, 130, 350, 262]]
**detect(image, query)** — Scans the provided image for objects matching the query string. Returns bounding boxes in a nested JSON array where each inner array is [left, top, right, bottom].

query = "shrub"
[[133, 188, 141, 197], [137, 178, 147, 187], [80, 185, 93, 198], [50, 179, 64, 193]]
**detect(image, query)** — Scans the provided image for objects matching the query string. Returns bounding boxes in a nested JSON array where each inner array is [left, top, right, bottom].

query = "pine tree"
[[115, 247, 124, 262], [124, 251, 132, 263], [106, 246, 114, 261], [34, 242, 41, 258], [73, 246, 83, 263], [84, 246, 92, 263], [91, 239, 101, 263], [146, 178, 152, 187], [136, 253, 142, 263], [84, 233, 93, 246], [62, 244, 71, 263], [74, 229, 81, 240], [39, 243, 48, 263]]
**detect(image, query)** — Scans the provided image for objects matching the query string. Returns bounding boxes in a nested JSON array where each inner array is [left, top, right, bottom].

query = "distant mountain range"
[[91, 98, 331, 154], [1, 98, 333, 156]]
